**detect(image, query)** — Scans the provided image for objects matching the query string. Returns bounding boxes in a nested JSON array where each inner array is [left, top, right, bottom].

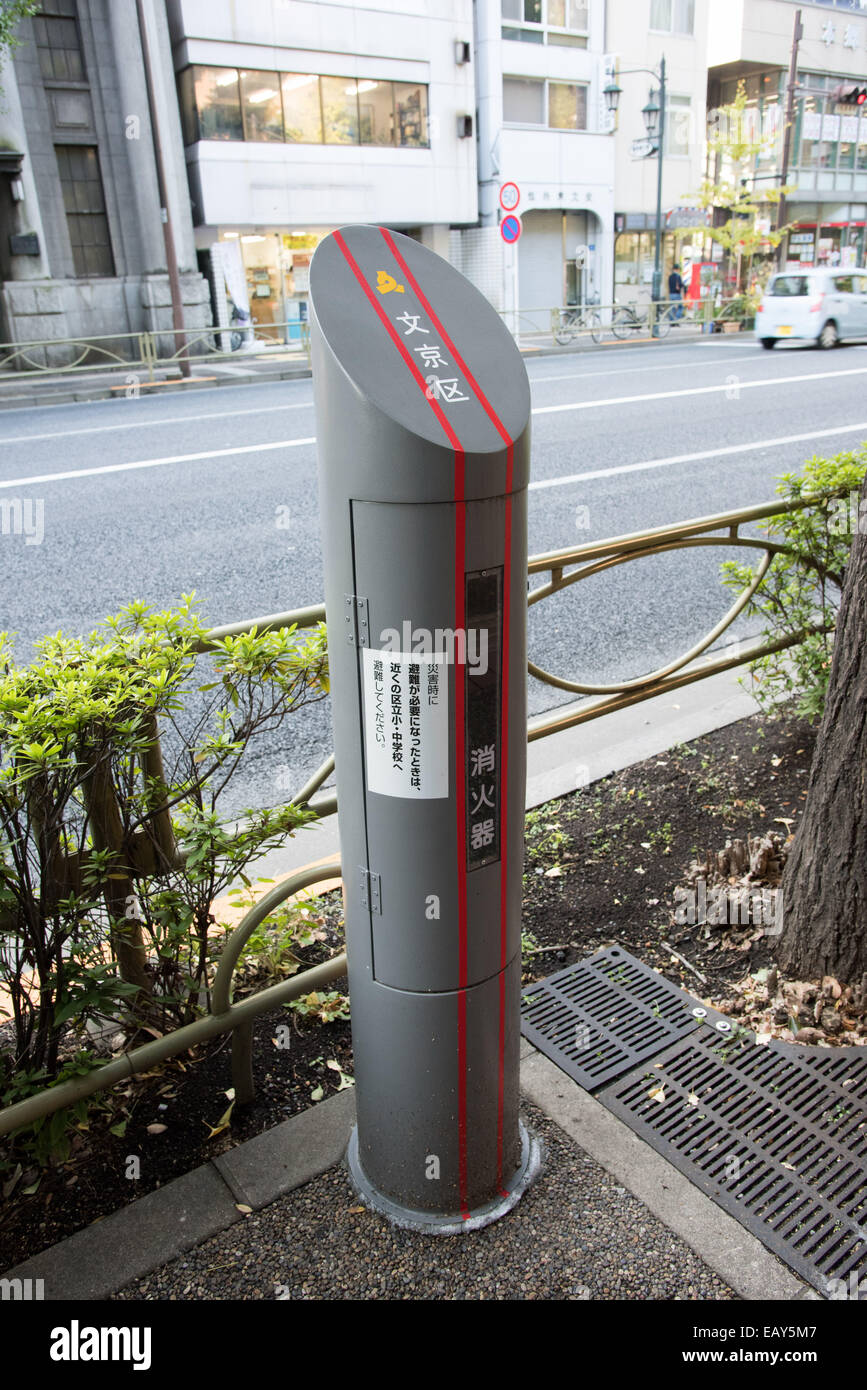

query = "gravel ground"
[[114, 1105, 737, 1302]]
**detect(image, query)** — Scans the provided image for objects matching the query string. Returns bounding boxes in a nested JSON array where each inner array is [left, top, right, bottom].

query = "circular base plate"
[[346, 1120, 543, 1234]]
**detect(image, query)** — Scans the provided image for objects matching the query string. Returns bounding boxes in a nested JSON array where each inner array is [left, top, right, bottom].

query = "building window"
[[395, 83, 428, 147], [665, 94, 692, 155], [358, 79, 394, 145], [282, 73, 323, 144], [176, 67, 429, 148], [501, 0, 587, 47], [55, 144, 114, 277], [549, 81, 587, 131], [650, 0, 695, 36], [503, 76, 545, 124], [34, 0, 84, 81], [503, 75, 587, 130], [789, 71, 867, 183], [714, 72, 784, 180], [546, 0, 589, 46], [180, 66, 243, 141], [177, 66, 198, 146], [320, 75, 360, 144], [239, 70, 284, 142]]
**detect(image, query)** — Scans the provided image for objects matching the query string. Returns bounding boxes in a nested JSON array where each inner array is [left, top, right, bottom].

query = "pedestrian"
[[668, 262, 684, 322]]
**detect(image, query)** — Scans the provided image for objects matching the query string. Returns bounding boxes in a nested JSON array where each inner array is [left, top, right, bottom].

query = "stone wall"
[[0, 273, 211, 366]]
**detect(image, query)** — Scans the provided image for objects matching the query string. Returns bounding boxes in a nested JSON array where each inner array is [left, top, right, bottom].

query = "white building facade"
[[167, 0, 477, 337], [607, 0, 711, 305], [469, 0, 615, 323]]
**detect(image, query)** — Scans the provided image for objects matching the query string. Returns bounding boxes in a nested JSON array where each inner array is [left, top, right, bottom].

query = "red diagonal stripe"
[[381, 227, 514, 448], [332, 230, 463, 455]]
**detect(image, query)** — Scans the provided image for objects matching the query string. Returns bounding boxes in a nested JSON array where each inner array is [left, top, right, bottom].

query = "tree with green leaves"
[[688, 82, 795, 294]]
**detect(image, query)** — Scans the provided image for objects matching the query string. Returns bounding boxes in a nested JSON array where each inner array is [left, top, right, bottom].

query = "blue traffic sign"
[[501, 214, 522, 245]]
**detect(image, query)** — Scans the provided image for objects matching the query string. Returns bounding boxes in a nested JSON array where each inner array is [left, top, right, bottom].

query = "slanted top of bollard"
[[309, 224, 530, 456]]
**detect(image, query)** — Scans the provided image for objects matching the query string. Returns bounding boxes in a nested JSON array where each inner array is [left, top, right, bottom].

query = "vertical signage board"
[[310, 226, 537, 1229]]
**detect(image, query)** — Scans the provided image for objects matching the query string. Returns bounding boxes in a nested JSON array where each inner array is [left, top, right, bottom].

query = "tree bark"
[[777, 473, 867, 981]]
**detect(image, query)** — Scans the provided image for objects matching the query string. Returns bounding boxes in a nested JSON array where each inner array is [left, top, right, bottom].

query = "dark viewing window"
[[55, 144, 114, 277], [34, 0, 84, 81]]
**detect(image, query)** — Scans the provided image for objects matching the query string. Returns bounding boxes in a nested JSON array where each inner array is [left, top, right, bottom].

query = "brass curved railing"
[[157, 321, 310, 366], [0, 322, 310, 379], [0, 487, 846, 1134], [0, 330, 155, 375], [525, 494, 832, 709]]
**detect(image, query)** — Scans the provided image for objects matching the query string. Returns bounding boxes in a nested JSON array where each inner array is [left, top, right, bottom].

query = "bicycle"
[[554, 304, 603, 346], [611, 301, 676, 340]]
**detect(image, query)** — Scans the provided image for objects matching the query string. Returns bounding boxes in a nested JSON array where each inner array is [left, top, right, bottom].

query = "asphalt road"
[[2, 334, 866, 814]]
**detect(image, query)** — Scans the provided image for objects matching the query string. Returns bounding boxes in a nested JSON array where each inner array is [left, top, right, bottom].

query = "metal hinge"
[[359, 867, 381, 915], [344, 594, 370, 647]]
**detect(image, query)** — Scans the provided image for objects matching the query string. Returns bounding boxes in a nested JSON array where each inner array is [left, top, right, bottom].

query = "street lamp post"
[[605, 56, 668, 337]]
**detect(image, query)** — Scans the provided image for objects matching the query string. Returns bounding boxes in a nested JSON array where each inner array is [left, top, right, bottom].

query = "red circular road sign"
[[501, 214, 522, 244], [499, 181, 520, 212]]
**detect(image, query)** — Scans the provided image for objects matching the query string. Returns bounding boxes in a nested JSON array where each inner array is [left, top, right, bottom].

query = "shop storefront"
[[783, 209, 866, 270], [211, 228, 329, 341], [613, 210, 708, 304]]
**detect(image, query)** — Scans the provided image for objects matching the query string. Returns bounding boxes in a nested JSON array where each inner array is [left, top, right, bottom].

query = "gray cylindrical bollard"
[[309, 225, 535, 1230]]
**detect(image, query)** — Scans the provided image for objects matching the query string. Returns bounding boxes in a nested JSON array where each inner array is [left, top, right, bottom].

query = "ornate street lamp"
[[606, 58, 668, 333], [642, 93, 661, 140], [603, 80, 622, 115]]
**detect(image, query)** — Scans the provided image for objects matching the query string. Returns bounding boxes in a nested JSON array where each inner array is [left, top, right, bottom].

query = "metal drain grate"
[[598, 1031, 867, 1297], [520, 946, 728, 1092]]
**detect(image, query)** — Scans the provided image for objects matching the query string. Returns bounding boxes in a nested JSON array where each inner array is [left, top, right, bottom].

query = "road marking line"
[[528, 421, 867, 490], [5, 404, 866, 494], [0, 437, 316, 489], [532, 365, 867, 417], [0, 399, 313, 446], [529, 352, 765, 385]]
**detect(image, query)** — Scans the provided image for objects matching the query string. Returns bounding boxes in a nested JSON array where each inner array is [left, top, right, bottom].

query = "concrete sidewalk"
[[3, 1042, 814, 1302], [0, 322, 711, 411]]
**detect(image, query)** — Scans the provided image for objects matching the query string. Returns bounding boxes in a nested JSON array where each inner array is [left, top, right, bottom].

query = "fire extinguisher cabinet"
[[309, 224, 538, 1230]]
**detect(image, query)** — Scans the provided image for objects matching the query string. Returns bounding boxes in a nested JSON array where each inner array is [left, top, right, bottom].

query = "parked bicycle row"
[[552, 296, 722, 341], [496, 298, 752, 348]]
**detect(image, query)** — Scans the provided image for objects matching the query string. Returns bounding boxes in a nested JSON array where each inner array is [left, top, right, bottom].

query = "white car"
[[755, 268, 867, 350]]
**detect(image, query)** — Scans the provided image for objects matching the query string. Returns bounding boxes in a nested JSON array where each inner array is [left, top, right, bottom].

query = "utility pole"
[[776, 6, 803, 267], [135, 0, 190, 377], [652, 54, 666, 332]]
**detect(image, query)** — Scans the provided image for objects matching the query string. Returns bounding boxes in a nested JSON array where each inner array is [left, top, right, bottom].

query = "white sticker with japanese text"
[[362, 648, 449, 799]]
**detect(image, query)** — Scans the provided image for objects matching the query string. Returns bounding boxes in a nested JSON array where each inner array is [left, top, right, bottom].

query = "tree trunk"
[[776, 473, 867, 981]]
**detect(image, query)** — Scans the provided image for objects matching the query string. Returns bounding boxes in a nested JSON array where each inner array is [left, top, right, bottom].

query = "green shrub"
[[0, 597, 328, 1098], [721, 446, 867, 720]]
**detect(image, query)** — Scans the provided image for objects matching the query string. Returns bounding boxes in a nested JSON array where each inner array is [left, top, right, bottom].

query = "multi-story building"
[[708, 0, 867, 273], [0, 0, 209, 350], [472, 0, 614, 321], [12, 1, 861, 350], [608, 0, 712, 302], [167, 0, 477, 338]]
